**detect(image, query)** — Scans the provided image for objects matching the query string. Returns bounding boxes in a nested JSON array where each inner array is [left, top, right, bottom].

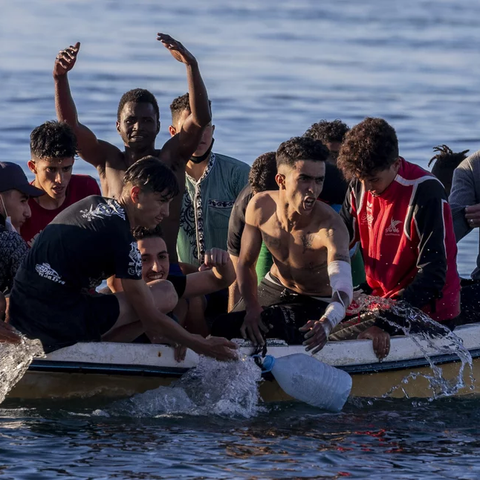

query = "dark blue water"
[[1, 398, 480, 479], [1, 0, 480, 477]]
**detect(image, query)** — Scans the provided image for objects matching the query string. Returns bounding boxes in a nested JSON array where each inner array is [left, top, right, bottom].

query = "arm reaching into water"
[[121, 278, 237, 360], [300, 216, 353, 354], [158, 33, 211, 166], [54, 42, 119, 170], [237, 196, 268, 345]]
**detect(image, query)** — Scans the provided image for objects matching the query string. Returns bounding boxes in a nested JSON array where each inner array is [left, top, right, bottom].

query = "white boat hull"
[[8, 324, 480, 401]]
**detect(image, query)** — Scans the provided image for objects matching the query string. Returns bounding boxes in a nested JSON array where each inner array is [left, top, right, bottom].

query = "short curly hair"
[[170, 92, 212, 126], [304, 119, 350, 145], [30, 121, 77, 160], [132, 224, 164, 241], [428, 144, 469, 195], [337, 118, 398, 179], [276, 136, 329, 170], [117, 89, 160, 122], [249, 152, 278, 194]]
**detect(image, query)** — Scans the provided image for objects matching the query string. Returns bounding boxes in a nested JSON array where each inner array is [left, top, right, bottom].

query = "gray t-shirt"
[[449, 149, 480, 279]]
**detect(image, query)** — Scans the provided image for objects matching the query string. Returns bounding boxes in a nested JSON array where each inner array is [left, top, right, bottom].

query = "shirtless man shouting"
[[212, 137, 353, 353], [53, 33, 211, 263]]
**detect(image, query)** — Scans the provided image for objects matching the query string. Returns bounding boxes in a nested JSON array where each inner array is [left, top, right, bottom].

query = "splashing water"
[[0, 334, 44, 404], [107, 355, 264, 418], [354, 294, 474, 399]]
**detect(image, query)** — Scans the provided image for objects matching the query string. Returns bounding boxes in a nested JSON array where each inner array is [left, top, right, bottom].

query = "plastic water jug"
[[261, 353, 352, 412]]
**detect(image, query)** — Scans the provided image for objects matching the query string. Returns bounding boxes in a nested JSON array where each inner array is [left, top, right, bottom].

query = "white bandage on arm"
[[324, 260, 354, 329]]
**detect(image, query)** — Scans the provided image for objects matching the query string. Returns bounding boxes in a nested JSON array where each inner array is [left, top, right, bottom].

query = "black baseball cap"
[[0, 162, 44, 197]]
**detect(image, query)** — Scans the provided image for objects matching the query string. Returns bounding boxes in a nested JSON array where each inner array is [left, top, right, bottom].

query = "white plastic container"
[[262, 353, 352, 412]]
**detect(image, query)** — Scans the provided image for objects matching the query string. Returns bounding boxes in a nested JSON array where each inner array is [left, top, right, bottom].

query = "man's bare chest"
[[260, 226, 325, 265]]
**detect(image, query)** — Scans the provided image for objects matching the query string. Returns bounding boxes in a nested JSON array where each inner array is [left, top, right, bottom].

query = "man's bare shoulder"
[[102, 142, 128, 170], [312, 201, 348, 233], [250, 191, 278, 208], [246, 191, 277, 225]]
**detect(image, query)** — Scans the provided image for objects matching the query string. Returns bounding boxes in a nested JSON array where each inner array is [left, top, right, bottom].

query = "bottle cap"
[[261, 355, 275, 373]]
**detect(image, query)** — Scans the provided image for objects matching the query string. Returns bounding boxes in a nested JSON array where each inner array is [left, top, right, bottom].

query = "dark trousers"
[[211, 275, 328, 344], [459, 278, 480, 325]]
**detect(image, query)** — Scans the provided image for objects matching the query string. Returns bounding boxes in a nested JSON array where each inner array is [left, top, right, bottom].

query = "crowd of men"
[[1, 33, 479, 361]]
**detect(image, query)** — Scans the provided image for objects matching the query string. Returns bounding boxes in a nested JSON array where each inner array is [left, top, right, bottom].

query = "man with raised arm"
[[212, 137, 353, 354], [8, 157, 236, 360], [53, 34, 211, 264]]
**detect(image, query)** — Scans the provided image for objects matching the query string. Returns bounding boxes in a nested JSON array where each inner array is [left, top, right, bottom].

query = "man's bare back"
[[53, 34, 211, 263]]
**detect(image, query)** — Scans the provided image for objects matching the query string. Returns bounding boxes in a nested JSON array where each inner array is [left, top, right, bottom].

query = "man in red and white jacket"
[[338, 117, 460, 358]]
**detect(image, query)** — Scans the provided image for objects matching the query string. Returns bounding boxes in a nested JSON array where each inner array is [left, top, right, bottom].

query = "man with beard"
[[53, 33, 211, 264], [212, 137, 353, 354]]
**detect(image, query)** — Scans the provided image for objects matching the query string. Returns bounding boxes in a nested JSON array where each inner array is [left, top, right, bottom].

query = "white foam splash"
[[0, 334, 44, 404], [109, 355, 264, 418], [355, 294, 474, 399]]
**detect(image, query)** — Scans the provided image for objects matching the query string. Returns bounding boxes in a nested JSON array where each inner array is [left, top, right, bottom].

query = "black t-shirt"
[[167, 274, 187, 299], [16, 196, 142, 296], [227, 184, 253, 257], [320, 163, 349, 206]]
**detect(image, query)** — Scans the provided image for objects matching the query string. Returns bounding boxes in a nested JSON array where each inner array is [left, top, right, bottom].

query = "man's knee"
[[149, 280, 178, 313]]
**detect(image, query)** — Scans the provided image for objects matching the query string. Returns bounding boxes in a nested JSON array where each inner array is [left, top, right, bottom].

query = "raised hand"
[[53, 42, 81, 78], [157, 33, 196, 66]]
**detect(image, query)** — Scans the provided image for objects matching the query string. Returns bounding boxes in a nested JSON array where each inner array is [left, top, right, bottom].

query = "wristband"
[[324, 300, 345, 329]]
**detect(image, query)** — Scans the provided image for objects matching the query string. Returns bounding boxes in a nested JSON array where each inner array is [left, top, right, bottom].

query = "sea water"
[[1, 0, 480, 477], [354, 294, 475, 399], [106, 356, 264, 419], [0, 335, 44, 404]]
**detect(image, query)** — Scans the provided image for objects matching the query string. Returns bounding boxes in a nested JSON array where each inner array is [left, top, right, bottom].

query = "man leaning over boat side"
[[212, 136, 354, 354], [336, 117, 461, 359], [53, 34, 211, 265], [8, 157, 237, 360]]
